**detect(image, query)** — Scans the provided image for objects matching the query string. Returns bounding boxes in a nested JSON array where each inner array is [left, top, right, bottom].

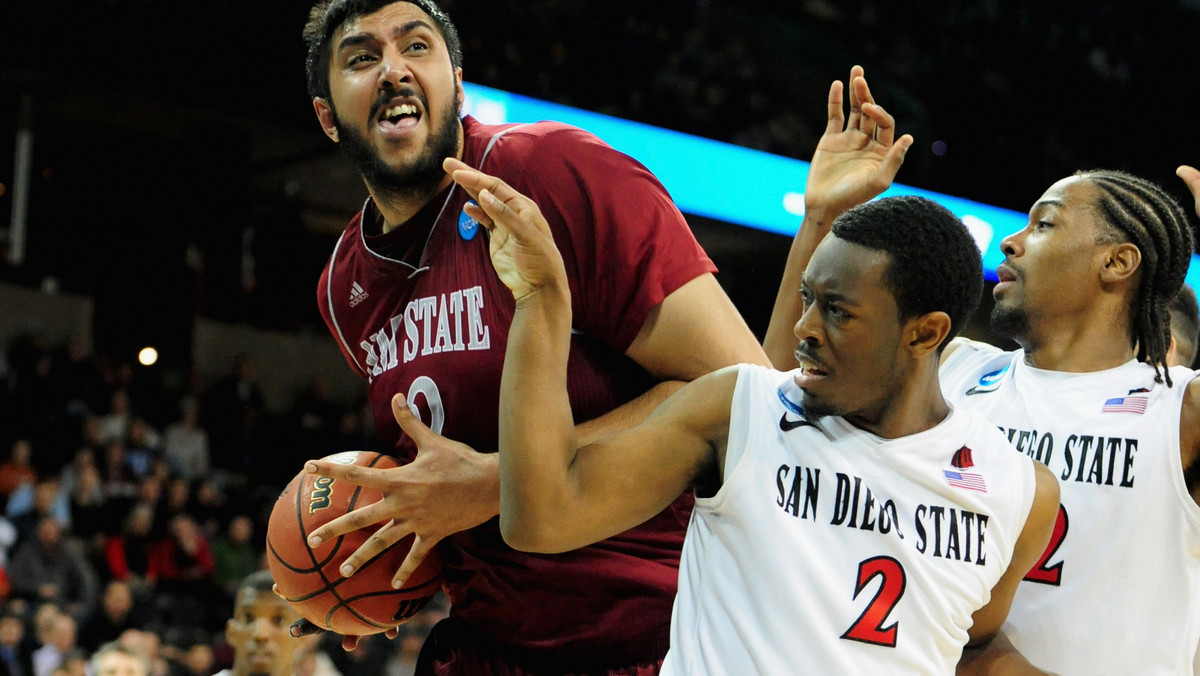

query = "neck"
[[369, 172, 455, 233], [846, 361, 950, 439], [1016, 307, 1136, 373]]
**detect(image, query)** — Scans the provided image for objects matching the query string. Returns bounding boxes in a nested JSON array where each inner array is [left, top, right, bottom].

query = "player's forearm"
[[574, 379, 683, 446], [498, 283, 582, 552], [764, 209, 836, 367], [957, 633, 1053, 676]]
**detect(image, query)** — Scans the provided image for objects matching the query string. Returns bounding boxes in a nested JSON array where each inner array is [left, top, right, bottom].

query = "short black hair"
[[237, 569, 277, 598], [1169, 283, 1199, 367], [831, 196, 983, 350], [303, 0, 463, 99], [1075, 169, 1195, 385]]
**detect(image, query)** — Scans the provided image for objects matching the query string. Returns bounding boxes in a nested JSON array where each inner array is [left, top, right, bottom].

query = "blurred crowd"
[[0, 330, 448, 676]]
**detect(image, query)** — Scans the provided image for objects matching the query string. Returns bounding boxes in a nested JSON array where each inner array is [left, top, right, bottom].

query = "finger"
[[307, 501, 398, 549], [393, 532, 436, 589], [862, 101, 897, 147], [1177, 165, 1200, 215], [845, 65, 865, 131], [305, 458, 393, 491], [824, 80, 845, 136], [876, 134, 914, 185], [462, 201, 494, 231], [338, 520, 412, 578], [444, 160, 525, 207], [476, 188, 551, 244], [290, 619, 325, 638], [341, 634, 361, 652], [385, 627, 400, 640], [392, 393, 436, 447], [851, 70, 878, 141]]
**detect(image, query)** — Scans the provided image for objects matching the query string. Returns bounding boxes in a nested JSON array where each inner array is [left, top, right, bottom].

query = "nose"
[[378, 47, 412, 89], [793, 302, 823, 347], [1000, 226, 1025, 258], [249, 617, 272, 640]]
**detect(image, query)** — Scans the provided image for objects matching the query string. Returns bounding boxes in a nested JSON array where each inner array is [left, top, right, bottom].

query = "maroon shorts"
[[414, 616, 670, 676]]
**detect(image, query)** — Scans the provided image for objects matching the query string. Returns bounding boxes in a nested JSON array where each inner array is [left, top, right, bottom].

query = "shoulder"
[[939, 337, 1015, 384]]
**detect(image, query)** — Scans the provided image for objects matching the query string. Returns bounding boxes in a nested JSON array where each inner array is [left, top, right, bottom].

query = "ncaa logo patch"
[[965, 365, 1009, 396], [459, 201, 480, 241]]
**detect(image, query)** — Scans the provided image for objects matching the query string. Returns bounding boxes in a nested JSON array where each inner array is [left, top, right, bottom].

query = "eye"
[[827, 304, 849, 320], [1033, 220, 1053, 231], [403, 39, 430, 55], [346, 52, 377, 68]]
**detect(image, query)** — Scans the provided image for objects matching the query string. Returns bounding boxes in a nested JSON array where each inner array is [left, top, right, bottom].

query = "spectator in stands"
[[89, 641, 149, 676], [7, 517, 98, 626], [161, 403, 209, 484], [0, 441, 37, 507], [78, 581, 142, 654], [0, 605, 33, 676], [6, 480, 69, 551], [30, 611, 75, 676]]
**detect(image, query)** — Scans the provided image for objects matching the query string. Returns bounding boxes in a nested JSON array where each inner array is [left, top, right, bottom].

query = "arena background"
[[0, 1, 1199, 673]]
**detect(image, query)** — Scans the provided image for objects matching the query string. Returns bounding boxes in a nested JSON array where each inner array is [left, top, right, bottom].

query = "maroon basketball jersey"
[[317, 117, 717, 655]]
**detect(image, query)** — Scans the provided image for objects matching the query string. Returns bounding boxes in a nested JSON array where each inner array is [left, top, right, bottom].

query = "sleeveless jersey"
[[662, 364, 1037, 675], [941, 339, 1200, 675], [317, 116, 717, 657]]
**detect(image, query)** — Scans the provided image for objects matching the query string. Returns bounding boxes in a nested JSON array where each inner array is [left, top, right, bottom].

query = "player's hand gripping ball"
[[267, 450, 443, 635]]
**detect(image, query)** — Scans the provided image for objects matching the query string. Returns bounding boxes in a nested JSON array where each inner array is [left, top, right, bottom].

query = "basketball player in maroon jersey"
[[294, 0, 771, 672]]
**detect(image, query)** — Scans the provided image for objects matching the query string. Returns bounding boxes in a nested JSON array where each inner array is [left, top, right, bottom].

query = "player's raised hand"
[[805, 65, 913, 219], [444, 157, 567, 302]]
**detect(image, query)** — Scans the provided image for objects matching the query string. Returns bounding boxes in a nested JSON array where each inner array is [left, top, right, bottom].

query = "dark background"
[[2, 0, 1200, 370]]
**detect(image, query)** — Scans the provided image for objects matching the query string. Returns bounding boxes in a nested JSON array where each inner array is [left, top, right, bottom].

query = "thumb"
[[392, 394, 432, 445], [879, 134, 913, 184]]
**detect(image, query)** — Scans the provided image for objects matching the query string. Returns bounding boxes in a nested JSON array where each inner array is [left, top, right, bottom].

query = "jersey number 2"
[[1023, 504, 1068, 585], [841, 556, 906, 647]]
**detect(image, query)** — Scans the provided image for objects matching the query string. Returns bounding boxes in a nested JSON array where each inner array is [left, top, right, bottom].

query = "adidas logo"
[[350, 281, 368, 307]]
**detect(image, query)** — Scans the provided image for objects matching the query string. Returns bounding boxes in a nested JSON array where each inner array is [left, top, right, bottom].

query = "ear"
[[313, 98, 339, 143], [454, 66, 465, 111], [904, 311, 952, 360], [1167, 333, 1179, 365], [1099, 242, 1141, 285], [225, 617, 239, 647]]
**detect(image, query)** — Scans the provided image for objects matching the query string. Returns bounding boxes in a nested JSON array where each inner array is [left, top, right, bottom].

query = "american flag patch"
[[943, 470, 987, 493], [1101, 396, 1148, 414]]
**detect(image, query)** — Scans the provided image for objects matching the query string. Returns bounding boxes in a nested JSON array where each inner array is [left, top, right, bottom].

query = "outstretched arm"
[[763, 65, 913, 367], [1174, 166, 1200, 492], [446, 157, 733, 553]]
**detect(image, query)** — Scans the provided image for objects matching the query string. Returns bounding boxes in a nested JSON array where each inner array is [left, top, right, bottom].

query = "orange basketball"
[[266, 450, 443, 635]]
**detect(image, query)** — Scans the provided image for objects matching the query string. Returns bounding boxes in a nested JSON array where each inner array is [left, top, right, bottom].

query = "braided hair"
[[1076, 169, 1195, 385]]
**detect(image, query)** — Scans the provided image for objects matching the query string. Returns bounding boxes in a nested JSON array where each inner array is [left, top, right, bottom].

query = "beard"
[[990, 302, 1030, 341], [332, 91, 462, 206], [797, 391, 838, 423]]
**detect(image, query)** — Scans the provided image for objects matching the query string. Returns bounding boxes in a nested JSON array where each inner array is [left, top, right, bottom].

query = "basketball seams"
[[266, 451, 443, 634]]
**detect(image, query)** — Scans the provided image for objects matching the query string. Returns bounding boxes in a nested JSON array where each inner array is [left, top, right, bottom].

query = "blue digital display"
[[462, 82, 1200, 291]]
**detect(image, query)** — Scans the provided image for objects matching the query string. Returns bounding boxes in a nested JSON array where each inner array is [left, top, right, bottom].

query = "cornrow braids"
[[1075, 169, 1195, 386]]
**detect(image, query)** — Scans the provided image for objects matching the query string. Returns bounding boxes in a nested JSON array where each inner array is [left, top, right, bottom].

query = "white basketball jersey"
[[941, 339, 1200, 675], [662, 364, 1037, 675]]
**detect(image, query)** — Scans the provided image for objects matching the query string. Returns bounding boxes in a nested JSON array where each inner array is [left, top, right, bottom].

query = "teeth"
[[383, 103, 417, 118]]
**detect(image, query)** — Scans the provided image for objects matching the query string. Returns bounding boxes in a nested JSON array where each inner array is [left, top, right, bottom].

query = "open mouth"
[[378, 102, 420, 132]]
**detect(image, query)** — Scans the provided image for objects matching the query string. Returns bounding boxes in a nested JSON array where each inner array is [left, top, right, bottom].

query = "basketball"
[[266, 450, 443, 635]]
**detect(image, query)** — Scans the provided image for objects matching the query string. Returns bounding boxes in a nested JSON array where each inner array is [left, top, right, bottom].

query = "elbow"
[[499, 511, 574, 554]]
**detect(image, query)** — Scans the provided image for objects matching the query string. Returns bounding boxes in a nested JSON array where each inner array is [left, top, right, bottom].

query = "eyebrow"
[[800, 281, 854, 307], [1029, 198, 1064, 214], [336, 19, 434, 53]]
